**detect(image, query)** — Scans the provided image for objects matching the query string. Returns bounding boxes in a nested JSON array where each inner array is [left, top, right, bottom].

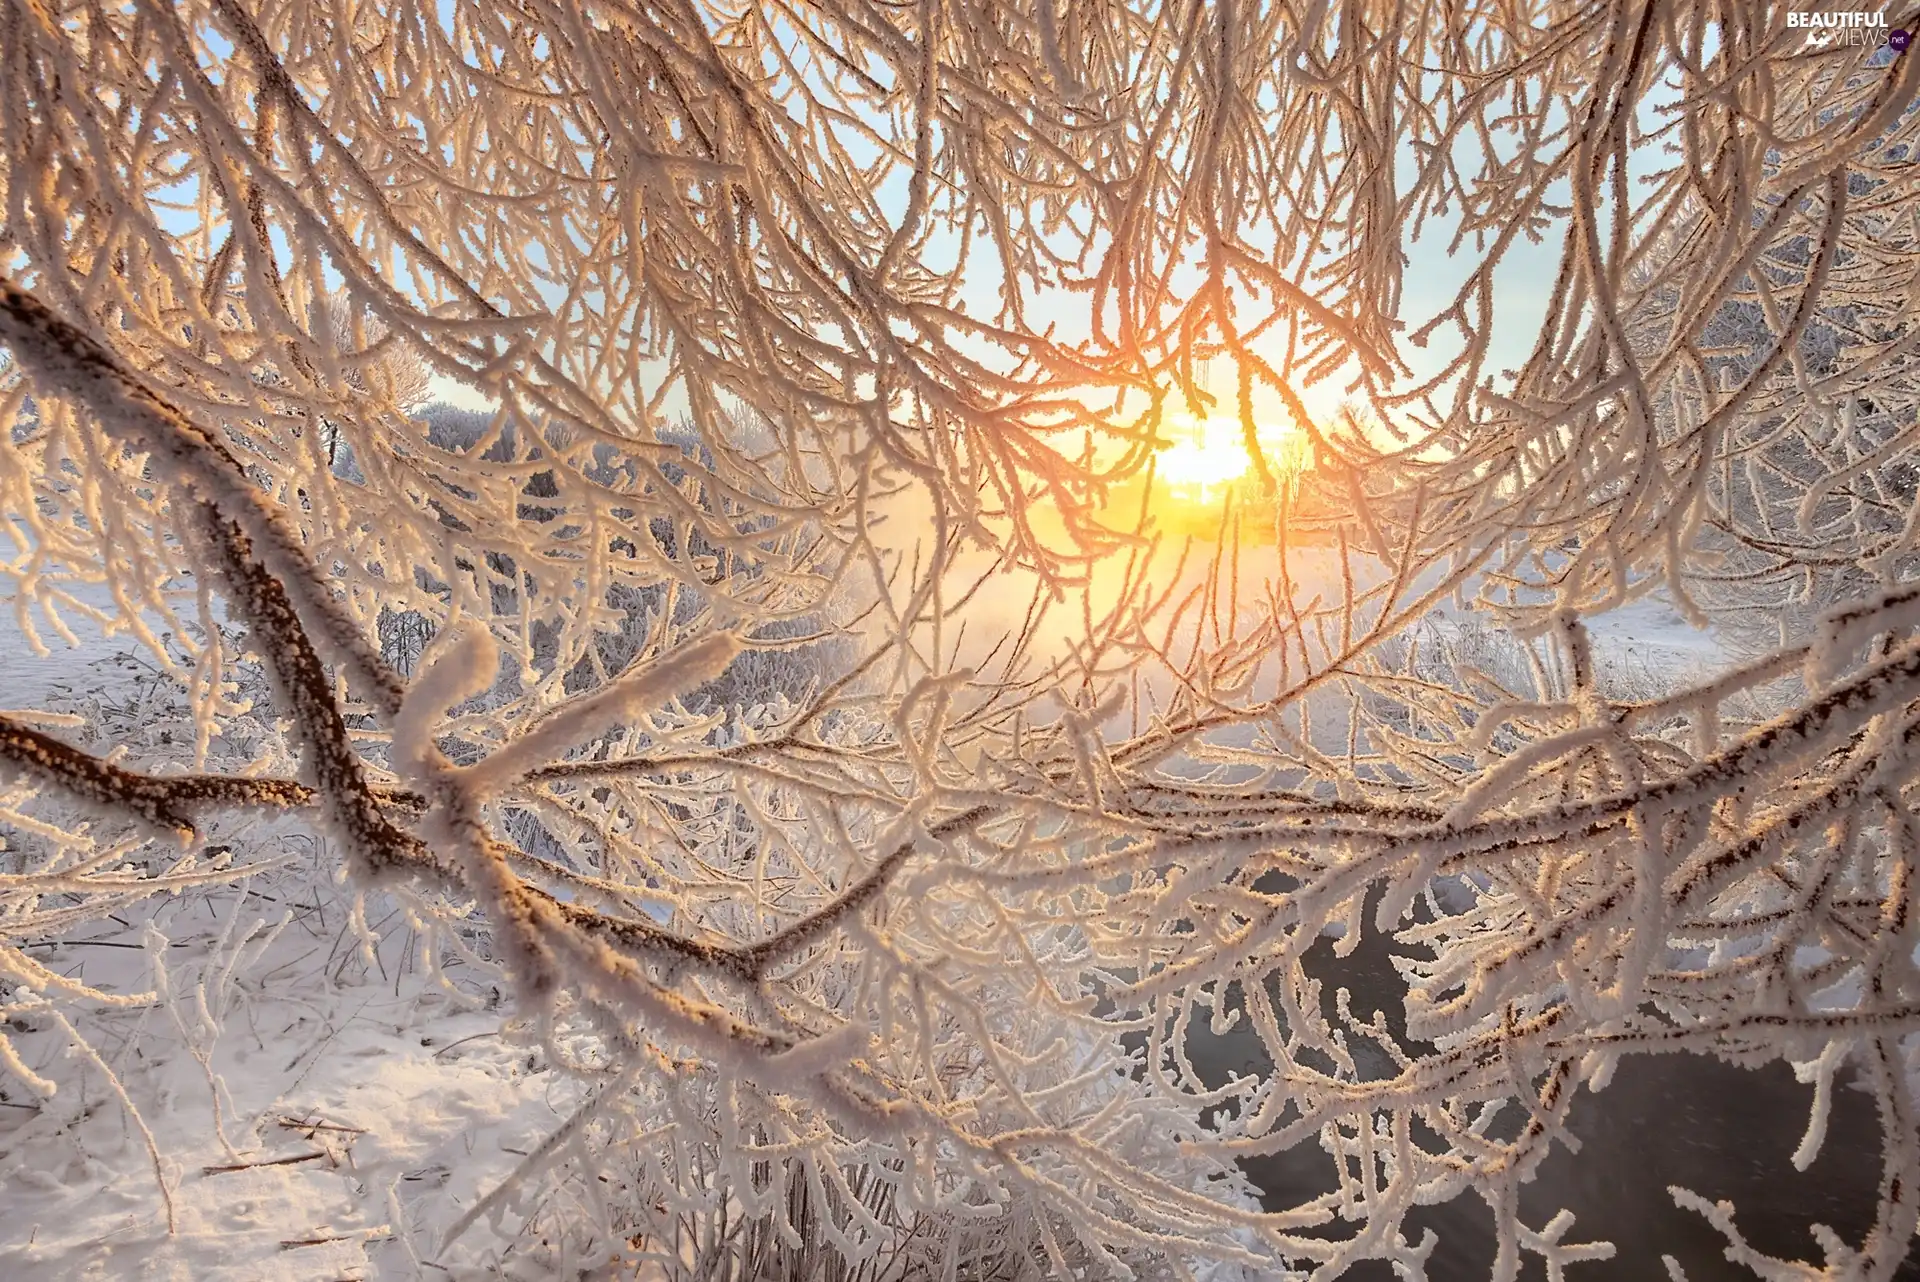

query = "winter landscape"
[[3, 1, 1920, 1279]]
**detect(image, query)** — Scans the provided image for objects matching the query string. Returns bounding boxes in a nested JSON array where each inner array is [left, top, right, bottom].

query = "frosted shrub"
[[1, 1, 1919, 1278]]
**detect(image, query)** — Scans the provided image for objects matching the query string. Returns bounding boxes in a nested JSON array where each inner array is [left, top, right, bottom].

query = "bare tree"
[[1, 0, 1919, 1277]]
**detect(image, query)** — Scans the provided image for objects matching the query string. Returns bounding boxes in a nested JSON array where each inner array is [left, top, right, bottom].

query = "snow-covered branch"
[[3, 0, 1920, 1275]]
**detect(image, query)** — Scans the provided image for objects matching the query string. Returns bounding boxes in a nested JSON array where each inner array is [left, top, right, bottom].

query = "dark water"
[[1175, 913, 1920, 1279]]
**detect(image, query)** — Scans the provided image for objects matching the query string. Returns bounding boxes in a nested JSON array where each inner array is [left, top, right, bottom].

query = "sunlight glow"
[[1154, 413, 1302, 504]]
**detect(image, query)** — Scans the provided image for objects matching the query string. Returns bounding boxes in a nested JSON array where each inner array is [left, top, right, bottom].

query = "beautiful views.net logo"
[[1785, 10, 1912, 52]]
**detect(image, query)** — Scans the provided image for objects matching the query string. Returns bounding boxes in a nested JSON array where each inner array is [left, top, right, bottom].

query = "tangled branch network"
[[1, 0, 1919, 1275]]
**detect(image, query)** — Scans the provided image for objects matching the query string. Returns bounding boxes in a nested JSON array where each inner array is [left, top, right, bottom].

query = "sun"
[[1153, 413, 1302, 505]]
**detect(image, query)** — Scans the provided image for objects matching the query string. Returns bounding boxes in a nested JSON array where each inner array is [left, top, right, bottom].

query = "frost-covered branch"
[[4, 0, 1920, 1276]]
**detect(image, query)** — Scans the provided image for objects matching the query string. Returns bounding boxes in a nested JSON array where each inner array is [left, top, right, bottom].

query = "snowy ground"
[[4, 956, 566, 1280], [0, 583, 577, 1280], [1580, 592, 1733, 674]]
